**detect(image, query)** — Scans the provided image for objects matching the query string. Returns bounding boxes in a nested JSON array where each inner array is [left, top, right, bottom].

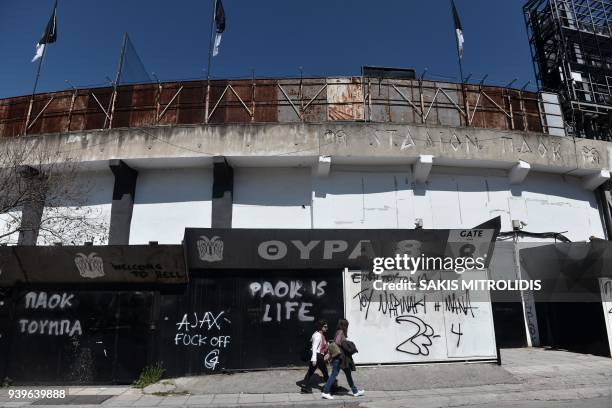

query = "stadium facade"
[[1, 14, 612, 383]]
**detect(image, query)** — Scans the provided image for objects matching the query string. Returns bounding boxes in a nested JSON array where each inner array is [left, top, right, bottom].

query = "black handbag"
[[299, 339, 312, 362], [341, 339, 358, 356]]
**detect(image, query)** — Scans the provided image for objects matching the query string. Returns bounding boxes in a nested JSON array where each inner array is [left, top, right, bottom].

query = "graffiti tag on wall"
[[18, 291, 82, 336], [248, 280, 327, 322], [174, 311, 231, 371]]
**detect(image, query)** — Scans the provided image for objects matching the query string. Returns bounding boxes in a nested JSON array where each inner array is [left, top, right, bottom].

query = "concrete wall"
[[129, 168, 212, 244], [36, 171, 113, 245], [13, 163, 605, 245], [232, 167, 312, 228], [310, 167, 604, 240]]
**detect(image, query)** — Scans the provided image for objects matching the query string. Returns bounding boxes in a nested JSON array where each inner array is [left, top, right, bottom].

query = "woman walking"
[[321, 319, 364, 400], [301, 319, 330, 393]]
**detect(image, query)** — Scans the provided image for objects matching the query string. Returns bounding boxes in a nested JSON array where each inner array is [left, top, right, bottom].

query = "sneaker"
[[352, 390, 365, 397], [321, 393, 334, 400]]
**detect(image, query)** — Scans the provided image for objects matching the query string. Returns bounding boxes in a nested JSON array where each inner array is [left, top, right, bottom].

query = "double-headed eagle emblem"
[[197, 236, 224, 262], [74, 252, 105, 279]]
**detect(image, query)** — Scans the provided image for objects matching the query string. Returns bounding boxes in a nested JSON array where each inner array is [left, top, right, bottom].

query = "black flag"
[[32, 1, 57, 62], [212, 0, 225, 57], [451, 0, 464, 59]]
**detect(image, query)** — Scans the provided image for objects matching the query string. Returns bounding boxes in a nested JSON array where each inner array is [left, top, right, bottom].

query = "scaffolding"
[[524, 0, 612, 141]]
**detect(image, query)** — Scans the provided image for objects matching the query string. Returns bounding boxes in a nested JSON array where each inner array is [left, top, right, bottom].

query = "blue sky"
[[0, 1, 534, 99]]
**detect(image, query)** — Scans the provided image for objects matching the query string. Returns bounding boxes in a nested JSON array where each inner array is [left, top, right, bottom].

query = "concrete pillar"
[[212, 156, 233, 228], [583, 169, 610, 191], [17, 166, 46, 246], [413, 155, 433, 184], [508, 161, 531, 185], [597, 180, 612, 240], [315, 156, 331, 177], [108, 160, 138, 245]]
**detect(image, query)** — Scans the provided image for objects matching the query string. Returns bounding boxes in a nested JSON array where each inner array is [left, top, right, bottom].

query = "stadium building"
[[0, 2, 612, 385]]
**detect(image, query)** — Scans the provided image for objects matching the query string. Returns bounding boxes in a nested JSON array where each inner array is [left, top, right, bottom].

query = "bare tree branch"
[[0, 139, 109, 245]]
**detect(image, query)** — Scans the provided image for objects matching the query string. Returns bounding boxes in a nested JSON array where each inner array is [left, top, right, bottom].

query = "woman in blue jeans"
[[321, 319, 364, 400]]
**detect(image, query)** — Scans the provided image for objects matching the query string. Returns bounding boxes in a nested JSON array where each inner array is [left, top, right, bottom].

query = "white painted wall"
[[130, 168, 212, 244], [37, 170, 113, 245], [344, 269, 497, 364], [33, 165, 602, 245], [311, 168, 604, 241], [232, 167, 312, 228]]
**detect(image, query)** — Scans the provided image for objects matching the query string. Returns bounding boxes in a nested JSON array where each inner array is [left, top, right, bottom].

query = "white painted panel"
[[343, 269, 496, 364], [599, 278, 612, 357], [308, 169, 603, 241], [482, 177, 512, 231], [313, 172, 367, 228], [313, 171, 412, 229], [456, 176, 490, 228], [233, 167, 311, 228], [524, 199, 591, 242], [362, 174, 401, 228], [130, 168, 212, 244], [428, 176, 461, 229], [37, 171, 113, 245], [395, 175, 416, 229]]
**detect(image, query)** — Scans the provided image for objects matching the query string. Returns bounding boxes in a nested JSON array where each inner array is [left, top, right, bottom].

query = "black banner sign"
[[184, 217, 500, 270], [0, 245, 187, 286]]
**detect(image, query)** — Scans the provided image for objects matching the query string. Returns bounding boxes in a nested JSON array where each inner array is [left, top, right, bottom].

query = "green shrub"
[[133, 362, 165, 389]]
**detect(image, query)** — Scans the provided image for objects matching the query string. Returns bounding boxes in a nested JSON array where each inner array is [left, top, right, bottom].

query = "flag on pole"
[[451, 0, 464, 59], [32, 1, 57, 62], [212, 0, 226, 57]]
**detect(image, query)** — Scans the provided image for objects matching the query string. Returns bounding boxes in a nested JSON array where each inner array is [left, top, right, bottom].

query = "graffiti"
[[175, 311, 229, 331], [204, 349, 220, 370], [110, 263, 184, 279], [444, 292, 477, 317], [395, 315, 439, 356], [249, 280, 326, 322], [74, 253, 104, 279], [450, 323, 463, 347], [197, 236, 224, 262], [353, 288, 426, 320], [19, 291, 82, 337], [522, 289, 540, 347], [25, 292, 74, 310], [174, 310, 231, 371], [18, 319, 82, 336]]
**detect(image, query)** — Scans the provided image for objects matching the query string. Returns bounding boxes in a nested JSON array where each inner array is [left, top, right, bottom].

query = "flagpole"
[[25, 0, 57, 136], [24, 36, 49, 136], [451, 0, 464, 83], [455, 38, 464, 84], [205, 0, 216, 123], [206, 0, 216, 81]]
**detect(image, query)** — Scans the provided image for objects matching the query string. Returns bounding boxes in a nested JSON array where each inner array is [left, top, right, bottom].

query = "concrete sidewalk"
[[1, 348, 611, 407]]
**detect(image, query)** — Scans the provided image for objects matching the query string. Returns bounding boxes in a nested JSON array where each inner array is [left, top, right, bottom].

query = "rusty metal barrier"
[[0, 77, 554, 138]]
